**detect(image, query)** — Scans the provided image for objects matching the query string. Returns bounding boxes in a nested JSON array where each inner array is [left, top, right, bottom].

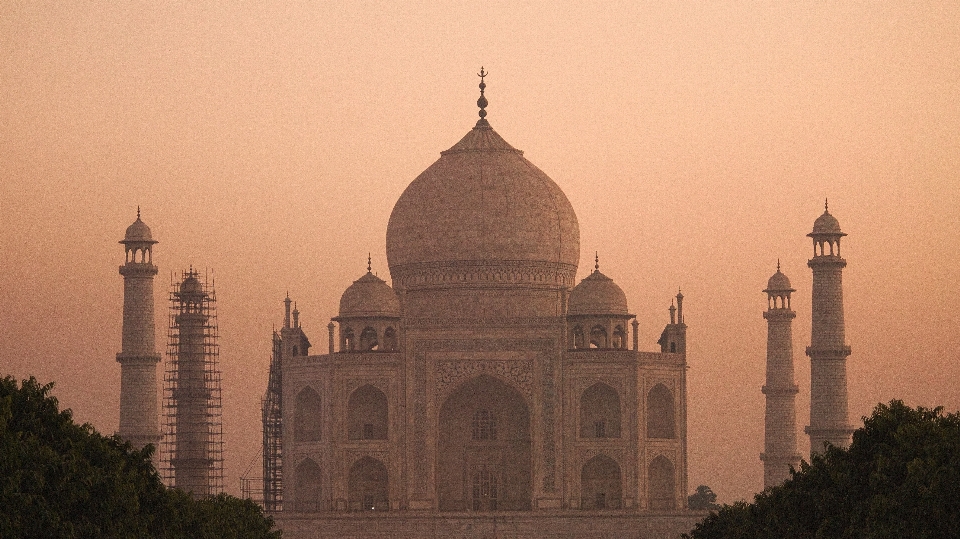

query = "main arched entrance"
[[437, 374, 531, 511]]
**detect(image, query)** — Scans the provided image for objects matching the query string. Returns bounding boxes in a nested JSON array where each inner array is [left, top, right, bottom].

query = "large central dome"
[[386, 118, 580, 291]]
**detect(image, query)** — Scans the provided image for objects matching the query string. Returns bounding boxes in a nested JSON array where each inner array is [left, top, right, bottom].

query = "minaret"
[[117, 209, 161, 450], [162, 269, 223, 496], [760, 262, 801, 488], [805, 201, 854, 454]]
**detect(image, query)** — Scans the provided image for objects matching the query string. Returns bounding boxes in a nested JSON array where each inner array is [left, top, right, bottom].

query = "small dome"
[[179, 274, 204, 296], [765, 269, 794, 292], [339, 272, 400, 318], [810, 209, 844, 236], [568, 270, 629, 316], [122, 216, 156, 243]]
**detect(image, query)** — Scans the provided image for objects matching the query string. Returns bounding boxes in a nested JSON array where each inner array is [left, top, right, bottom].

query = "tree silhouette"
[[0, 376, 280, 538], [688, 485, 720, 510], [686, 400, 960, 538]]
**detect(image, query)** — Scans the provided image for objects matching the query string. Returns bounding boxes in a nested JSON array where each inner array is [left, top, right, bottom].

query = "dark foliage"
[[686, 400, 960, 539], [0, 376, 280, 539], [688, 485, 720, 510]]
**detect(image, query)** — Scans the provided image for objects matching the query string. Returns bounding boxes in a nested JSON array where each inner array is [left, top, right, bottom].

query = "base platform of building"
[[274, 510, 707, 539]]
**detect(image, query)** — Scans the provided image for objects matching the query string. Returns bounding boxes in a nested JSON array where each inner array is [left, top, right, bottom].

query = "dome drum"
[[388, 260, 578, 292]]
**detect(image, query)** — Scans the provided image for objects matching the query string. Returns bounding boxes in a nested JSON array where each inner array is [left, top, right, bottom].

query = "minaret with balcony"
[[805, 201, 854, 454], [761, 263, 801, 488], [117, 209, 161, 449]]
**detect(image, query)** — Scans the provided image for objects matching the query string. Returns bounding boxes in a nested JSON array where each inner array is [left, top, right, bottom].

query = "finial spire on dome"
[[137, 206, 141, 220], [476, 67, 489, 127], [825, 198, 829, 212], [777, 259, 781, 272], [595, 252, 599, 272], [367, 253, 372, 273]]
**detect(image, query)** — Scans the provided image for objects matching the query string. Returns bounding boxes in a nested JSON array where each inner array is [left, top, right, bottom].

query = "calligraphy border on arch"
[[435, 359, 534, 402]]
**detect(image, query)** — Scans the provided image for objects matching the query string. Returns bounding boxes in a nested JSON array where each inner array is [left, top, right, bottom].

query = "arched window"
[[295, 459, 322, 512], [342, 327, 355, 351], [294, 387, 321, 442], [292, 345, 299, 356], [472, 409, 497, 441], [359, 327, 378, 351], [670, 342, 676, 353], [580, 383, 621, 438], [648, 456, 675, 510], [647, 384, 675, 439], [571, 325, 584, 349], [612, 325, 627, 349], [590, 325, 608, 349], [348, 457, 389, 511], [382, 327, 398, 351], [347, 385, 388, 440], [581, 455, 622, 509]]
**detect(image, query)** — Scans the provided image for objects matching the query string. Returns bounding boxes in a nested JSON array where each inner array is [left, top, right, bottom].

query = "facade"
[[117, 210, 162, 449], [805, 203, 854, 454], [759, 264, 800, 489], [270, 79, 699, 538]]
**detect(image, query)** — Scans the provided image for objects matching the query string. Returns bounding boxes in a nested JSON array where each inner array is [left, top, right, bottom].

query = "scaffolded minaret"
[[760, 263, 801, 488], [117, 209, 161, 449], [161, 269, 224, 496], [805, 201, 854, 455]]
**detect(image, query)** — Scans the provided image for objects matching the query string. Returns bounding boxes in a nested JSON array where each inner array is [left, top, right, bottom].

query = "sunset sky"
[[2, 2, 958, 503]]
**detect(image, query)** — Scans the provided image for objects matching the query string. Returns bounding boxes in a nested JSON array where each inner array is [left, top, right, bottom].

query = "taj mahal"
[[115, 72, 854, 539]]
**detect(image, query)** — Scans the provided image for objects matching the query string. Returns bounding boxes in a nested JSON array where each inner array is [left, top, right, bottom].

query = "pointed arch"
[[647, 383, 675, 439], [295, 458, 322, 512], [581, 455, 622, 509], [612, 325, 627, 349], [359, 326, 378, 351], [648, 455, 675, 510], [438, 375, 532, 512], [571, 325, 584, 349], [382, 327, 398, 351], [348, 456, 389, 511], [590, 325, 608, 348], [348, 384, 388, 440], [294, 387, 321, 442], [580, 382, 621, 438], [341, 326, 355, 351]]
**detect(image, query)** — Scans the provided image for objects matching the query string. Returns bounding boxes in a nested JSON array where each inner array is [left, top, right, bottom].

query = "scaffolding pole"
[[160, 269, 224, 497], [261, 330, 283, 512]]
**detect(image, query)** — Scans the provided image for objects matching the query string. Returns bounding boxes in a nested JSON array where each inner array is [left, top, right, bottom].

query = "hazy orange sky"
[[2, 2, 958, 503]]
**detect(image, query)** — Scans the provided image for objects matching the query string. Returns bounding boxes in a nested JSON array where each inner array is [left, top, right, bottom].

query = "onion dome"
[[764, 264, 795, 293], [809, 200, 845, 237], [339, 271, 400, 318], [120, 208, 157, 244], [386, 72, 579, 290], [568, 269, 629, 316]]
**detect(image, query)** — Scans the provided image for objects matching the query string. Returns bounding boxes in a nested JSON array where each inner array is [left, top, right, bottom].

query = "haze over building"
[[265, 75, 701, 538]]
